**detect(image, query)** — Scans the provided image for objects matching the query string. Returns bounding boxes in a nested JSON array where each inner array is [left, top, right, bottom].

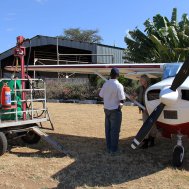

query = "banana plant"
[[124, 8, 189, 63]]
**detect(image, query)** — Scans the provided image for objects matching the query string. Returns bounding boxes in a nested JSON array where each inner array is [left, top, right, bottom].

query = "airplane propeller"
[[131, 57, 189, 149]]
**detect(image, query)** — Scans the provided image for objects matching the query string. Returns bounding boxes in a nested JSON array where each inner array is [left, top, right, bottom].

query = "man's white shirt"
[[99, 79, 125, 110]]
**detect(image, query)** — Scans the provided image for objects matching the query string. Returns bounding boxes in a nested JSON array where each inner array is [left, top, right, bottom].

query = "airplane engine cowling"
[[160, 87, 179, 106]]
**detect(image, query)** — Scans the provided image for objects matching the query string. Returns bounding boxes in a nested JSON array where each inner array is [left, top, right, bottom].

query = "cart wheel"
[[0, 132, 8, 156], [21, 131, 41, 144], [172, 145, 184, 167]]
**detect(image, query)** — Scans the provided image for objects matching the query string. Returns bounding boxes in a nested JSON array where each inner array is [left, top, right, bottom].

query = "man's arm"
[[99, 84, 105, 98], [130, 86, 140, 100], [118, 84, 126, 101], [117, 84, 126, 110]]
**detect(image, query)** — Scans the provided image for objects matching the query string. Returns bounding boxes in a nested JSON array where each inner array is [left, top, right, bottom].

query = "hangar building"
[[0, 35, 125, 78]]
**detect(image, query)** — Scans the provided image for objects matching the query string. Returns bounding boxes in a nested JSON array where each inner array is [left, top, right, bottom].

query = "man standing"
[[99, 68, 125, 153], [131, 74, 157, 148]]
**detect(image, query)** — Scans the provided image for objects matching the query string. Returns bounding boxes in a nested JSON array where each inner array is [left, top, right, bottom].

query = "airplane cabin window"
[[163, 63, 182, 79], [147, 89, 160, 101]]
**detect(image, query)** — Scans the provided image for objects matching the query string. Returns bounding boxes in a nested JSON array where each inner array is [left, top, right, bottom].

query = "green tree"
[[124, 8, 189, 63], [60, 28, 103, 43]]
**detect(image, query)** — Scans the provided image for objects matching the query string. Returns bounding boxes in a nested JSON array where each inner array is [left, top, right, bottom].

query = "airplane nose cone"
[[160, 87, 179, 106]]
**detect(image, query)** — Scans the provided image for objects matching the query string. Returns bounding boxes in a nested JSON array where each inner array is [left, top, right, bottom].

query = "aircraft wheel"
[[0, 132, 8, 156], [21, 131, 41, 144], [172, 145, 184, 167]]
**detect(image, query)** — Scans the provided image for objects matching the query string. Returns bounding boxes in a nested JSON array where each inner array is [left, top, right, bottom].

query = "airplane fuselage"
[[145, 77, 189, 138]]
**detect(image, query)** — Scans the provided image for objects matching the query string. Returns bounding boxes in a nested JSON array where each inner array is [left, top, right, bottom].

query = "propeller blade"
[[170, 57, 189, 91], [131, 103, 165, 149]]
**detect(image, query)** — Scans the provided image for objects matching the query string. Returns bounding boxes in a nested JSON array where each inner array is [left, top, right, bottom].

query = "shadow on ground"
[[8, 132, 189, 188]]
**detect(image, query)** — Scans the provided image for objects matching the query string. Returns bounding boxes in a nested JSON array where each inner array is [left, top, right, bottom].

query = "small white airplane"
[[5, 58, 189, 167]]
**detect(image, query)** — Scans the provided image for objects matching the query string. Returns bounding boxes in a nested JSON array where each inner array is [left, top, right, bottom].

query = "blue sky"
[[0, 0, 189, 53]]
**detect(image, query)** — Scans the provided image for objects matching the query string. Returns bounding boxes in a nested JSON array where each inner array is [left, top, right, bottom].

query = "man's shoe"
[[140, 139, 149, 149], [148, 137, 155, 147]]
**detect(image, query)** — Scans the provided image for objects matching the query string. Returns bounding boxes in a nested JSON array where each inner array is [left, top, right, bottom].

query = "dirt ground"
[[0, 103, 189, 189]]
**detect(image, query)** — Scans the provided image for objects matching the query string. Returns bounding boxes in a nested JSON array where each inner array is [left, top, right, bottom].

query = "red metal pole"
[[14, 36, 26, 120], [20, 53, 26, 120]]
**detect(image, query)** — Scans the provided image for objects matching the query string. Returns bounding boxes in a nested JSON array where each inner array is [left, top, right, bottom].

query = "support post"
[[14, 36, 26, 120]]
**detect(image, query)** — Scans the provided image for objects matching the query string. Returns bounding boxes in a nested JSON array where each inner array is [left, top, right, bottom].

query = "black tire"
[[21, 131, 41, 144], [0, 132, 7, 156], [172, 146, 184, 167]]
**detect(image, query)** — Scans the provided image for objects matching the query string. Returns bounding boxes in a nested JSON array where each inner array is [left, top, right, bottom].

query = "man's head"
[[139, 74, 150, 87], [110, 67, 119, 79]]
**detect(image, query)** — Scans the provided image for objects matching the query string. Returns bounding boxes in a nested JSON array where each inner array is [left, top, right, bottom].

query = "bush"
[[118, 75, 133, 87], [45, 79, 100, 100], [44, 78, 139, 100]]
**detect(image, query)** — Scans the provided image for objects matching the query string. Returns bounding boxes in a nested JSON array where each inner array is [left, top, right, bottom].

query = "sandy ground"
[[0, 103, 189, 189]]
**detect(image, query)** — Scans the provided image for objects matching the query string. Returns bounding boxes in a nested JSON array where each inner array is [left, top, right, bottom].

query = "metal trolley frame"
[[0, 78, 64, 156]]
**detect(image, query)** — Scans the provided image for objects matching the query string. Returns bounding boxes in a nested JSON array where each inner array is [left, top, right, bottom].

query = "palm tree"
[[124, 8, 189, 63]]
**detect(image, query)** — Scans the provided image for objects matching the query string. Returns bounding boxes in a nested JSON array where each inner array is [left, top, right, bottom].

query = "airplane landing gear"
[[172, 134, 184, 167]]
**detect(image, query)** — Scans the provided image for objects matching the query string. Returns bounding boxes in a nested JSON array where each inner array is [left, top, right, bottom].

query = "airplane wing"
[[5, 63, 165, 80], [4, 63, 165, 110]]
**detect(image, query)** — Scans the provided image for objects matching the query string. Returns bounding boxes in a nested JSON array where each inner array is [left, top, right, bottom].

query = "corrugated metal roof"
[[0, 35, 124, 64]]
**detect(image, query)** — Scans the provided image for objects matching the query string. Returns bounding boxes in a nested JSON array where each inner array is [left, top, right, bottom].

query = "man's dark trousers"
[[104, 109, 122, 152]]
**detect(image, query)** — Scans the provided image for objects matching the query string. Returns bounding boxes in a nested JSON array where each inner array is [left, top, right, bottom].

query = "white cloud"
[[35, 0, 47, 4], [7, 13, 16, 16], [6, 28, 14, 32], [4, 13, 16, 21]]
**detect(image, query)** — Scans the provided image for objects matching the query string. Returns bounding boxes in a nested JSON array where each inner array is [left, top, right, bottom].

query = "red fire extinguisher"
[[1, 83, 11, 108]]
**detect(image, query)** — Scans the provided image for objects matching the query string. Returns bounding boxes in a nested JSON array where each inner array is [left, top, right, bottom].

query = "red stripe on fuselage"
[[27, 65, 161, 69], [156, 121, 189, 138]]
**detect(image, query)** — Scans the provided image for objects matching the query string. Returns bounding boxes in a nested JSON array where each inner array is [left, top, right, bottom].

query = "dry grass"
[[0, 103, 189, 189]]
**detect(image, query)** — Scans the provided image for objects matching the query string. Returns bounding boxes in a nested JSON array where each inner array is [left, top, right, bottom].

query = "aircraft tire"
[[0, 132, 8, 156], [21, 131, 41, 144], [172, 146, 184, 167]]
